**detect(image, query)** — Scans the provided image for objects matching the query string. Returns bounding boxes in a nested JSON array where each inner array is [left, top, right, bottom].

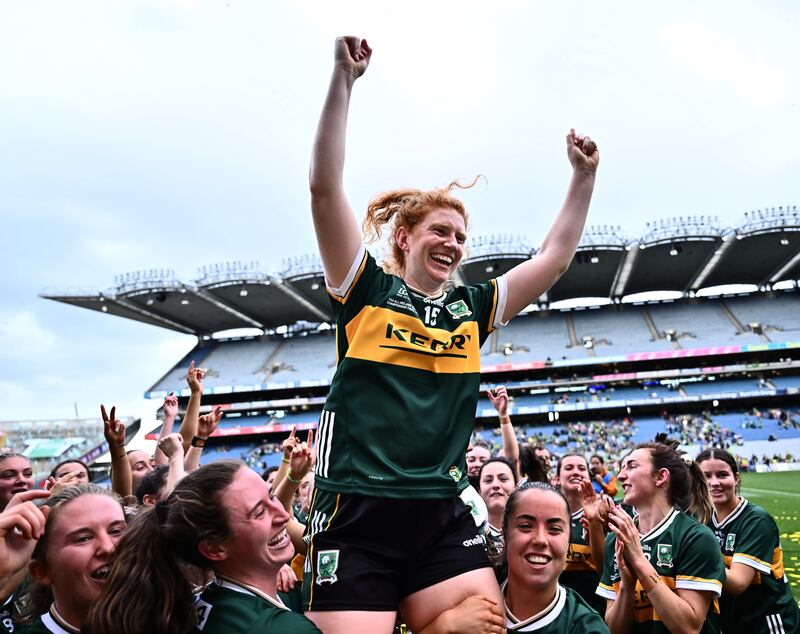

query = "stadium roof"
[[42, 207, 800, 336]]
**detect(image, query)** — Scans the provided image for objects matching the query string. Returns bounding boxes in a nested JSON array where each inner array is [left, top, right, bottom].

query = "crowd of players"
[[1, 34, 798, 633]]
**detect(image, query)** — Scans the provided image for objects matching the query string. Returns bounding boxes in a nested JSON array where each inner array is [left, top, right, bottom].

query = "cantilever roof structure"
[[41, 207, 800, 336]]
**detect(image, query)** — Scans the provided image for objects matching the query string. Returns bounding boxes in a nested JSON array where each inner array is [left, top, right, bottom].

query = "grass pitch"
[[739, 471, 800, 603]]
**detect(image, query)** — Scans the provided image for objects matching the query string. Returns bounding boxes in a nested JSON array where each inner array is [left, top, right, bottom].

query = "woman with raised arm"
[[696, 448, 799, 634], [85, 461, 320, 634], [306, 35, 598, 633], [598, 437, 725, 634]]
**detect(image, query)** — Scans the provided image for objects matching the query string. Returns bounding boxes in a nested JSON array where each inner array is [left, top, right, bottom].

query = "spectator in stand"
[[15, 484, 127, 633], [589, 454, 618, 499], [518, 444, 549, 485], [0, 452, 33, 513], [696, 448, 799, 634], [307, 34, 597, 633], [534, 445, 555, 482]]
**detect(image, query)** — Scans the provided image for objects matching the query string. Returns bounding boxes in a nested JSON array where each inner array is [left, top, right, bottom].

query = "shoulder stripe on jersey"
[[596, 583, 616, 600], [491, 275, 509, 331], [676, 576, 723, 596], [767, 613, 786, 634], [326, 244, 368, 304], [731, 553, 773, 574]]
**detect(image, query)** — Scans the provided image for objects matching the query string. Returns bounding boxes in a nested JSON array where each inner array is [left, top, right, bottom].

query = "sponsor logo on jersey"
[[383, 322, 470, 356], [316, 550, 340, 585], [725, 533, 736, 551], [462, 535, 484, 548], [396, 286, 409, 299], [446, 299, 472, 319], [449, 465, 463, 481], [656, 543, 673, 568]]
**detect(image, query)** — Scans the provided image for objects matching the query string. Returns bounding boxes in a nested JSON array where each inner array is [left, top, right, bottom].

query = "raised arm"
[[180, 361, 204, 454], [488, 386, 520, 479], [154, 393, 179, 466], [183, 405, 223, 472], [502, 130, 599, 322], [101, 405, 132, 499], [309, 36, 372, 287], [157, 433, 186, 497]]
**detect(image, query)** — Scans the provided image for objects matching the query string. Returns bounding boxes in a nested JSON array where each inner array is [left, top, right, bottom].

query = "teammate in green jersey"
[[697, 448, 799, 634], [598, 438, 724, 634], [13, 485, 127, 634], [480, 457, 518, 557], [85, 462, 319, 634], [307, 34, 599, 633], [556, 454, 607, 615], [499, 482, 609, 633]]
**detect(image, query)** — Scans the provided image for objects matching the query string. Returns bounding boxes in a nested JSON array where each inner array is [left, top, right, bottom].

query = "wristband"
[[500, 415, 511, 424], [190, 436, 207, 448], [281, 457, 291, 464], [286, 472, 303, 484]]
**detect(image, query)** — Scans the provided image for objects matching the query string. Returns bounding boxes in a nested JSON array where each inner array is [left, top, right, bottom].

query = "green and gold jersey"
[[561, 508, 605, 615], [597, 508, 724, 634], [503, 582, 609, 633], [710, 497, 799, 634], [15, 608, 77, 634], [194, 577, 321, 633], [317, 246, 506, 498]]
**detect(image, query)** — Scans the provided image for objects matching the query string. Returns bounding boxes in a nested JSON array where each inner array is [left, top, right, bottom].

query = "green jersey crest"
[[445, 300, 472, 319], [724, 533, 736, 551], [656, 543, 673, 568], [448, 465, 462, 482], [316, 550, 340, 585]]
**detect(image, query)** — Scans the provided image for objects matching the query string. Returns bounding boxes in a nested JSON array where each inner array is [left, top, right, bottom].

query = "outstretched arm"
[[154, 393, 179, 466], [101, 405, 132, 499], [502, 130, 599, 322], [488, 386, 520, 479], [309, 36, 372, 288]]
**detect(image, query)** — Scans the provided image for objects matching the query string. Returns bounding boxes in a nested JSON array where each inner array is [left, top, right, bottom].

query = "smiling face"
[[214, 467, 293, 579], [397, 206, 466, 294], [558, 455, 590, 495], [0, 455, 34, 509], [699, 457, 739, 511], [480, 461, 516, 516], [466, 445, 492, 478], [505, 487, 570, 592], [32, 494, 126, 626], [617, 448, 659, 507]]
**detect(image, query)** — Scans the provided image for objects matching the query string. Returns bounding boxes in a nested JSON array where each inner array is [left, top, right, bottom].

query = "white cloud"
[[659, 23, 785, 107], [0, 310, 56, 358]]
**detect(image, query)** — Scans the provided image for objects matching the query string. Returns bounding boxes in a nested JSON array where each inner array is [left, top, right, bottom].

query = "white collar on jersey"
[[41, 605, 80, 634], [712, 497, 748, 530], [502, 581, 567, 631], [214, 575, 288, 610], [637, 506, 679, 542]]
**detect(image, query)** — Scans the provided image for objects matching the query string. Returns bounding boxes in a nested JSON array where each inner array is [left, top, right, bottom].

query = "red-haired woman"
[[305, 35, 599, 633]]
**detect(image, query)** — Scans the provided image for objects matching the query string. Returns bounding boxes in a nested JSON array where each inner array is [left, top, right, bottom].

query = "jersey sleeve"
[[596, 533, 618, 600], [464, 275, 508, 343], [730, 508, 778, 574], [675, 523, 725, 595], [326, 245, 386, 316]]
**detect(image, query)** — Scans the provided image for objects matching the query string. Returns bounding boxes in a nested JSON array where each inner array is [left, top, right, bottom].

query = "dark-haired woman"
[[599, 440, 725, 633], [16, 484, 127, 633], [479, 457, 518, 555], [306, 34, 599, 634], [556, 454, 607, 615], [499, 482, 609, 632], [697, 448, 799, 634], [86, 461, 320, 634]]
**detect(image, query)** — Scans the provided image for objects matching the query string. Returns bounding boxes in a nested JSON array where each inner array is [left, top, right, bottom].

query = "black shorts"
[[302, 490, 491, 611]]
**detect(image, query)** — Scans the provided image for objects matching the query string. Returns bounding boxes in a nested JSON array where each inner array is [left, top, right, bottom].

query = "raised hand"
[[426, 595, 505, 634], [101, 405, 126, 450], [487, 386, 509, 417], [158, 433, 184, 460], [566, 128, 599, 173], [163, 393, 179, 418], [198, 405, 223, 439], [276, 563, 298, 593], [579, 479, 609, 526], [608, 505, 646, 571], [45, 470, 84, 496], [334, 36, 372, 80], [289, 430, 315, 479], [186, 360, 205, 395], [282, 426, 299, 461], [0, 490, 51, 577]]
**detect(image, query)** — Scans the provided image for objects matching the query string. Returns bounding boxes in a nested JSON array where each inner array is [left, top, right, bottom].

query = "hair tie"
[[681, 454, 693, 465], [155, 500, 169, 525]]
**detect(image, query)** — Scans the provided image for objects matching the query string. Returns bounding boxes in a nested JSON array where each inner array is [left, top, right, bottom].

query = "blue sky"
[[1, 1, 798, 421]]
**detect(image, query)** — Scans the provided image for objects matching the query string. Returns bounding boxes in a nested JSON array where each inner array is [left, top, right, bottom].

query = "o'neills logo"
[[462, 536, 484, 547], [381, 322, 471, 357]]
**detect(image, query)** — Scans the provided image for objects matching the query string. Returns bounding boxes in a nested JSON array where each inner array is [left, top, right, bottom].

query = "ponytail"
[[686, 459, 714, 525]]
